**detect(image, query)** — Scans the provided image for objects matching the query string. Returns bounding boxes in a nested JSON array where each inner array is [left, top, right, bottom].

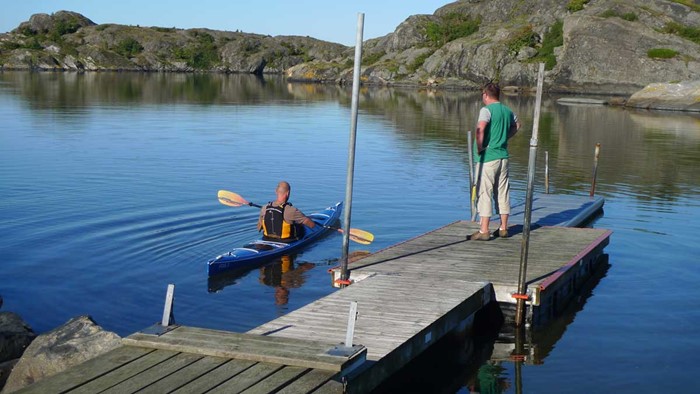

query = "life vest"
[[262, 202, 298, 241]]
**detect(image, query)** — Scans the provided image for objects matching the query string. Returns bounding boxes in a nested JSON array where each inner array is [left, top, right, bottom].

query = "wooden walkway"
[[16, 193, 609, 393]]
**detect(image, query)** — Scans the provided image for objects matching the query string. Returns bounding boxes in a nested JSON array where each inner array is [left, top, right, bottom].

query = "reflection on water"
[[2, 71, 699, 393]]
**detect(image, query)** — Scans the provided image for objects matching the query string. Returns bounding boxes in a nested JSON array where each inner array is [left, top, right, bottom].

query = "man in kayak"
[[470, 82, 521, 241], [257, 181, 316, 242]]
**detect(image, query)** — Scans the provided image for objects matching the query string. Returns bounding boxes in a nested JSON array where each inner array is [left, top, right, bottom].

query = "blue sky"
[[1, 1, 453, 45]]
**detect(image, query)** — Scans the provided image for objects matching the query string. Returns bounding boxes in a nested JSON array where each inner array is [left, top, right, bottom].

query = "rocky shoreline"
[[2, 0, 699, 97], [0, 303, 120, 393]]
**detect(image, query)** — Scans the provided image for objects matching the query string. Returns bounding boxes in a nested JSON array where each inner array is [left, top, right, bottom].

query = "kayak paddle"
[[217, 190, 374, 245]]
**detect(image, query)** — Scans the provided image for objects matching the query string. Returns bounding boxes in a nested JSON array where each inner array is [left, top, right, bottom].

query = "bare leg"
[[480, 215, 490, 234], [500, 214, 509, 230]]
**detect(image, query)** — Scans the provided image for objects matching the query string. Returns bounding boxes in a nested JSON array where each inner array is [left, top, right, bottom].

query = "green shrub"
[[115, 38, 144, 58], [424, 13, 481, 47], [567, 0, 590, 12], [647, 48, 678, 59], [664, 22, 700, 45], [175, 32, 220, 69], [362, 51, 385, 66], [531, 20, 563, 70], [621, 12, 638, 21], [408, 51, 434, 73], [506, 25, 538, 55]]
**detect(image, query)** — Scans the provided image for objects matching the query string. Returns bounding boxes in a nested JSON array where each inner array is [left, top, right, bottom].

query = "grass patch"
[[408, 51, 434, 73], [670, 0, 700, 12], [530, 20, 563, 70], [567, 0, 590, 12], [424, 13, 481, 47], [647, 48, 678, 59], [600, 9, 638, 21], [664, 21, 700, 45], [362, 51, 385, 66]]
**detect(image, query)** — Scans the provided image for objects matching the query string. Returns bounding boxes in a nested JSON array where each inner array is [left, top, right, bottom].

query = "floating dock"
[[15, 194, 609, 393]]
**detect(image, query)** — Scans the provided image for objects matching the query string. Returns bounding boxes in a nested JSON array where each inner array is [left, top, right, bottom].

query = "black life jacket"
[[262, 202, 298, 241]]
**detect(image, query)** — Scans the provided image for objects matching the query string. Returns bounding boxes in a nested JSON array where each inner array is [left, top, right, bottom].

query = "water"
[[1, 71, 699, 393]]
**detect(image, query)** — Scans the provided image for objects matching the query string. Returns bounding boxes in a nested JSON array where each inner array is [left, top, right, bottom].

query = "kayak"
[[207, 202, 343, 276]]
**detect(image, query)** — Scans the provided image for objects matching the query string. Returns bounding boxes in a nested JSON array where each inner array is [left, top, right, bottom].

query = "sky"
[[1, 1, 454, 46]]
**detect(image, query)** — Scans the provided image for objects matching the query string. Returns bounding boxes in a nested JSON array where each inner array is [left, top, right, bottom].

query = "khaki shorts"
[[474, 159, 510, 218]]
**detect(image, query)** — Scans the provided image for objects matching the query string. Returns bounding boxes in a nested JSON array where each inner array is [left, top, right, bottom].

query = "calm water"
[[1, 71, 699, 393]]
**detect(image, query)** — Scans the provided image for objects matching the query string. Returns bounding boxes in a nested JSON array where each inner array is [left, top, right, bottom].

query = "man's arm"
[[507, 118, 521, 139], [301, 217, 316, 228], [475, 120, 488, 152]]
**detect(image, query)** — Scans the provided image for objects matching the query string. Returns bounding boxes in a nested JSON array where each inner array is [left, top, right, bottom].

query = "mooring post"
[[545, 151, 550, 194], [515, 63, 545, 327], [590, 143, 601, 197], [467, 130, 476, 221], [340, 13, 365, 285], [161, 284, 175, 327]]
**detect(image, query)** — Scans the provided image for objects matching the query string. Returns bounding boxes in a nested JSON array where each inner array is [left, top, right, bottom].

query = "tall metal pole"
[[544, 151, 550, 194], [515, 63, 545, 326], [340, 13, 364, 283]]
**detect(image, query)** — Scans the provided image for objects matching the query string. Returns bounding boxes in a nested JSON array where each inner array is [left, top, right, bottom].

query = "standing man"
[[258, 181, 316, 242], [470, 82, 521, 241]]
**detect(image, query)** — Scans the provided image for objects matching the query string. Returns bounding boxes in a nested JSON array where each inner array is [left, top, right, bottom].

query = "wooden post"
[[340, 13, 364, 284], [590, 143, 601, 197], [515, 63, 545, 327]]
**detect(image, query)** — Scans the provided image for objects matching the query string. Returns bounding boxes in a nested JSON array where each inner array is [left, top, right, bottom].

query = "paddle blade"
[[347, 228, 374, 245], [218, 190, 249, 207]]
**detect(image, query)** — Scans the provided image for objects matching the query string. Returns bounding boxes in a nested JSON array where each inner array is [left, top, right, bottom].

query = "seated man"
[[257, 181, 316, 242]]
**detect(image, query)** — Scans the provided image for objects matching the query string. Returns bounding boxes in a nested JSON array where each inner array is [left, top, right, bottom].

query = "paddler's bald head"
[[275, 181, 291, 203]]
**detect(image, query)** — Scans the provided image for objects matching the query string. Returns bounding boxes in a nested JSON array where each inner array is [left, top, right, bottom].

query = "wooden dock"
[[15, 193, 610, 393]]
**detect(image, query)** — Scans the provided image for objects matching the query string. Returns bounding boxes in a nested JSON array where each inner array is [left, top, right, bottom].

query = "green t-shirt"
[[474, 102, 516, 163]]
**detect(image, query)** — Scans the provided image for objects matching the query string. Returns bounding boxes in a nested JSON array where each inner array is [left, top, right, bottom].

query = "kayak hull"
[[207, 202, 342, 276]]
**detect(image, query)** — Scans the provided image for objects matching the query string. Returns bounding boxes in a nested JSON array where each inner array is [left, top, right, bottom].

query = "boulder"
[[0, 313, 35, 364], [2, 316, 120, 393], [625, 80, 700, 112]]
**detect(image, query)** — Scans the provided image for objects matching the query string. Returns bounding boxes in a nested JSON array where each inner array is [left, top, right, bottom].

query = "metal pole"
[[544, 151, 549, 194], [340, 13, 364, 283], [467, 130, 476, 221], [590, 143, 601, 197], [515, 63, 545, 327]]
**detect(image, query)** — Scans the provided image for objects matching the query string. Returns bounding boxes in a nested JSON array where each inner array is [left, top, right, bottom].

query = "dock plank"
[[170, 359, 256, 394], [16, 346, 153, 394], [100, 352, 202, 393], [276, 369, 338, 394], [124, 326, 363, 372], [137, 355, 230, 394], [240, 365, 310, 393], [207, 362, 284, 393], [68, 349, 179, 394]]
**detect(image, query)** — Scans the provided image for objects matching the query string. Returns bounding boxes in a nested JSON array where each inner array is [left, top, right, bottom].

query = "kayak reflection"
[[259, 255, 314, 305], [207, 254, 314, 302]]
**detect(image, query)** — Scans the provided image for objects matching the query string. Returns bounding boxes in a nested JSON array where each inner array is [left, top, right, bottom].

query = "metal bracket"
[[327, 344, 364, 357], [345, 301, 358, 347], [140, 322, 180, 336]]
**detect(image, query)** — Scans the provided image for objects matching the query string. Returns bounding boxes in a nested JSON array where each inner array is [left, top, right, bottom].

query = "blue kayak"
[[207, 202, 342, 276]]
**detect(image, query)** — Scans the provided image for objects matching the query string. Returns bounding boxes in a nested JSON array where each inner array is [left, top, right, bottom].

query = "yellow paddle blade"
[[347, 228, 374, 245], [217, 190, 248, 207], [471, 186, 477, 202]]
